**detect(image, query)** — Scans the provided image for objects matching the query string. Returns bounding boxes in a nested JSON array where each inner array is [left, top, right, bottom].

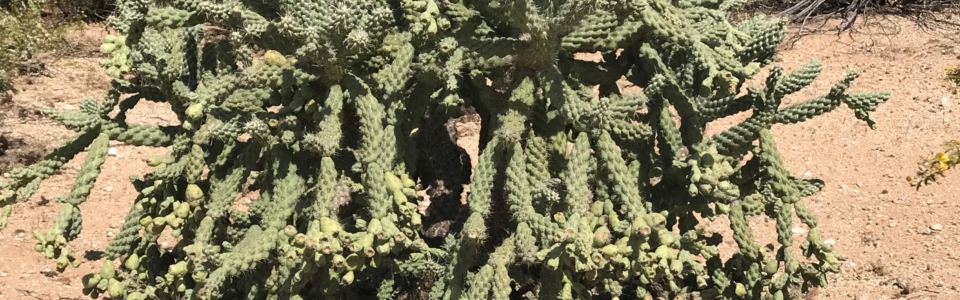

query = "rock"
[[792, 226, 808, 235], [108, 147, 118, 156], [13, 231, 25, 241], [942, 95, 952, 108], [930, 224, 943, 231]]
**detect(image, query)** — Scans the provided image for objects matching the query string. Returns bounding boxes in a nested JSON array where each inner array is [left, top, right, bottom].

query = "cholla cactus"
[[0, 0, 891, 299]]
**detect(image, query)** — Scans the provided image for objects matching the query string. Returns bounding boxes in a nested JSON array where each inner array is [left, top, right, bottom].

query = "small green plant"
[[0, 0, 77, 93], [946, 65, 960, 94], [907, 66, 960, 188], [907, 139, 960, 188]]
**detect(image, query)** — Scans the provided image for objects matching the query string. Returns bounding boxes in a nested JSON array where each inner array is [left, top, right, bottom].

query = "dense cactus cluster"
[[0, 0, 892, 299]]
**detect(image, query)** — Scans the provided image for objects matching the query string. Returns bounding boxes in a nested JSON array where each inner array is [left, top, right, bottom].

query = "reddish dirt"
[[1, 15, 960, 300]]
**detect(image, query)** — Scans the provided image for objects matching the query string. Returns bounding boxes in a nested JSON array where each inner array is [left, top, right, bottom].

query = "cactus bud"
[[594, 226, 612, 246], [186, 103, 204, 120], [175, 202, 191, 218], [108, 278, 124, 297], [100, 43, 117, 54], [643, 213, 667, 230], [400, 174, 416, 188], [657, 230, 676, 247], [384, 172, 403, 191], [283, 225, 298, 239], [82, 273, 100, 289], [263, 50, 287, 66], [124, 254, 140, 270], [320, 217, 343, 235], [99, 260, 116, 279], [366, 218, 382, 237], [185, 184, 204, 203], [601, 244, 619, 257], [735, 283, 747, 296], [145, 156, 164, 167], [393, 189, 407, 206], [631, 217, 651, 237], [168, 261, 188, 277]]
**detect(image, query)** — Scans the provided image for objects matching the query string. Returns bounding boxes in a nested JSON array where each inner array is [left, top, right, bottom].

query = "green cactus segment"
[[206, 143, 259, 219], [563, 133, 593, 215], [32, 204, 83, 272], [2, 0, 893, 298], [305, 84, 344, 157], [350, 75, 388, 165], [103, 200, 144, 259], [312, 157, 339, 219], [596, 130, 648, 218], [754, 129, 843, 291], [0, 131, 103, 228], [145, 7, 201, 29], [31, 132, 110, 272]]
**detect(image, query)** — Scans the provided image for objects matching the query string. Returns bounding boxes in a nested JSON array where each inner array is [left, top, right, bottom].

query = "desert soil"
[[2, 14, 960, 300]]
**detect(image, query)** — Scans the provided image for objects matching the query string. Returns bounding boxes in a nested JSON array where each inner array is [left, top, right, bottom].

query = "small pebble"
[[930, 224, 943, 231], [792, 226, 808, 235], [13, 231, 25, 242], [108, 147, 118, 156]]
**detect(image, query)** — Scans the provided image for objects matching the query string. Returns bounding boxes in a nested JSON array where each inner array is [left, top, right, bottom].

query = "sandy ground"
[[1, 14, 960, 300]]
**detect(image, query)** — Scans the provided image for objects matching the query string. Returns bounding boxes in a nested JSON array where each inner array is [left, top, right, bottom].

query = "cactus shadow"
[[83, 250, 104, 261]]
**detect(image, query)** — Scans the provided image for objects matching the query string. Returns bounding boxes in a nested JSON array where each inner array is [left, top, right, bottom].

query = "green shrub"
[[51, 0, 116, 22], [0, 0, 891, 299], [0, 0, 77, 95]]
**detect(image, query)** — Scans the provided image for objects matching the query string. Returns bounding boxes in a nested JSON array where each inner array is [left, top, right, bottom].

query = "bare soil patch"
[[1, 15, 959, 300]]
